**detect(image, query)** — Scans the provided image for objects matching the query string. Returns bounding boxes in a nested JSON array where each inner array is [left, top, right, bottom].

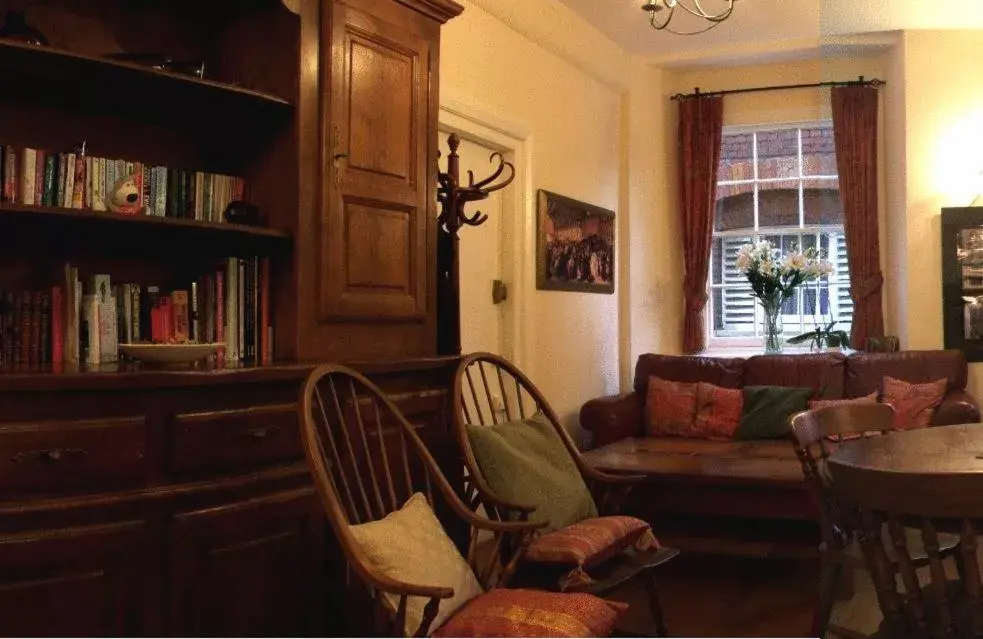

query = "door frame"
[[438, 95, 532, 370]]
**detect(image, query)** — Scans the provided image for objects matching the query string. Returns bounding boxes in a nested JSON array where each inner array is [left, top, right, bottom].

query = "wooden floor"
[[613, 555, 819, 637]]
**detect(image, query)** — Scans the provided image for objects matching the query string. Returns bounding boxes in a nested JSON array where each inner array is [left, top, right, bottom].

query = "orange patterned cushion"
[[432, 588, 628, 638], [693, 382, 743, 440], [882, 376, 947, 430], [525, 516, 659, 589], [645, 376, 698, 437], [809, 391, 879, 410]]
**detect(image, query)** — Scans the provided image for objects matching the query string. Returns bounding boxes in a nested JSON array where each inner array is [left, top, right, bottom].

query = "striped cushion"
[[525, 516, 659, 590], [433, 588, 627, 637]]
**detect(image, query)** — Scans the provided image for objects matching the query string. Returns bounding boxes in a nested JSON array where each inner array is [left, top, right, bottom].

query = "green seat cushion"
[[734, 385, 814, 440], [466, 412, 597, 533]]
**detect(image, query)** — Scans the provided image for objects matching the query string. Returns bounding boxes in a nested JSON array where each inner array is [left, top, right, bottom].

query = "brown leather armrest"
[[932, 389, 982, 426], [579, 392, 643, 449]]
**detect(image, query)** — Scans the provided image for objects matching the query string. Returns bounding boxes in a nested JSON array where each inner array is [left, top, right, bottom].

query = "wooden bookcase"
[[0, 0, 463, 635]]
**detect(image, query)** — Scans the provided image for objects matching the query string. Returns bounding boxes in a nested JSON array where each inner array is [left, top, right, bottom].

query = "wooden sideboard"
[[0, 359, 459, 636]]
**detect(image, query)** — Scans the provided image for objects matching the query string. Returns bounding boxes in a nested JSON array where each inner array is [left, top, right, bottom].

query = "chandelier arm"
[[683, 0, 734, 20], [647, 3, 675, 30]]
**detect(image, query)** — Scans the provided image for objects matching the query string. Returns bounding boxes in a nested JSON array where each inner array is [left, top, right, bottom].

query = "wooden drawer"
[[0, 417, 147, 495], [169, 404, 302, 476]]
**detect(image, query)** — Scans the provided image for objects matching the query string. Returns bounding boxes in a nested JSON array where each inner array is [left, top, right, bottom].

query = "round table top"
[[827, 423, 983, 518], [828, 423, 983, 476]]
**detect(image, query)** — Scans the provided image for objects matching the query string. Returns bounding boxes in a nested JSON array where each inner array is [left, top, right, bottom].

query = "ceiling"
[[556, 0, 983, 64]]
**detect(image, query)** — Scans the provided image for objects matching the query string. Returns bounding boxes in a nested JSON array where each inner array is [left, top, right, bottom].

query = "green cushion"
[[734, 385, 814, 440], [466, 412, 597, 533]]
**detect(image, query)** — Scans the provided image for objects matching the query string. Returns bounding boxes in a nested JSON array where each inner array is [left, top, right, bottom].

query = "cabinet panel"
[[320, 0, 431, 322], [168, 487, 323, 636], [0, 521, 148, 636]]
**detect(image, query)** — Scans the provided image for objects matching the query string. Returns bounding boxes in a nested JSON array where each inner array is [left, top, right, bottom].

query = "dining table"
[[826, 422, 983, 519]]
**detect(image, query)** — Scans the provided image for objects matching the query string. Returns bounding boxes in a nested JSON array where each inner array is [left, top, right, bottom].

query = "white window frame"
[[706, 121, 853, 348]]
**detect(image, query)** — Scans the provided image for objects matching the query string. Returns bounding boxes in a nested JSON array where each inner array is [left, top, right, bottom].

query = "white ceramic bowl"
[[118, 342, 224, 365]]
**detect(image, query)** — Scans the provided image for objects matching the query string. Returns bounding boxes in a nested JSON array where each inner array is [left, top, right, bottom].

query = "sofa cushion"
[[634, 354, 744, 395], [845, 350, 968, 398], [882, 376, 947, 430], [694, 382, 744, 440], [809, 390, 879, 410], [735, 385, 814, 440], [645, 377, 699, 438], [743, 353, 847, 399]]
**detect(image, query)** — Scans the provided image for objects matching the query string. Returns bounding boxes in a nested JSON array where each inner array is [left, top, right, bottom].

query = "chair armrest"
[[580, 392, 643, 449], [932, 389, 982, 426]]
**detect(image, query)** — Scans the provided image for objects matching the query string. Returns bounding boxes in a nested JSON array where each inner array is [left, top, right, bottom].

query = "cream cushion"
[[349, 492, 484, 636]]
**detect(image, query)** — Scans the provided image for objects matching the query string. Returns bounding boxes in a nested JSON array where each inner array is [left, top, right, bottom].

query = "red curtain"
[[678, 95, 724, 353], [831, 86, 884, 348]]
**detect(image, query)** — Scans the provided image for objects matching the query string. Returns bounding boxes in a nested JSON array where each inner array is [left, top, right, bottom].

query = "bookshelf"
[[0, 0, 463, 635], [0, 37, 294, 118], [0, 202, 292, 256]]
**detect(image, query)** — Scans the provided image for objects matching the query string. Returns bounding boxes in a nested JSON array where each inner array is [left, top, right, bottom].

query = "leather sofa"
[[578, 350, 981, 558]]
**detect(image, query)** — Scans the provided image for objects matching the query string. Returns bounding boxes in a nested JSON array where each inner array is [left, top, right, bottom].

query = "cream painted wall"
[[887, 30, 983, 398], [441, 0, 625, 431], [622, 57, 682, 390]]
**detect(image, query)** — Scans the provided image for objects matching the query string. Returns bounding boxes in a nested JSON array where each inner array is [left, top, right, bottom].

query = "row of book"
[[0, 258, 272, 368], [0, 145, 246, 222]]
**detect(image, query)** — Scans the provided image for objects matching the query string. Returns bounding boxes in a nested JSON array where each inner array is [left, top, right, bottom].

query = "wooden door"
[[0, 520, 149, 636], [320, 0, 434, 323], [167, 488, 323, 636]]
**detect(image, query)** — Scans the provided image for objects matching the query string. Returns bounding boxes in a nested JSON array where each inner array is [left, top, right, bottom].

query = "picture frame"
[[536, 189, 615, 294]]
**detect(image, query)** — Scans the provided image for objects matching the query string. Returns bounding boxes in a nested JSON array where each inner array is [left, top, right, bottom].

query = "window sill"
[[701, 345, 856, 358]]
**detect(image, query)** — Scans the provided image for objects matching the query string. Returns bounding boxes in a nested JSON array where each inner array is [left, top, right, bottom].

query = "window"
[[708, 124, 852, 342]]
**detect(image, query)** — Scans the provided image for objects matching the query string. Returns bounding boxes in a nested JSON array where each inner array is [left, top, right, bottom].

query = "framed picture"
[[536, 190, 615, 294]]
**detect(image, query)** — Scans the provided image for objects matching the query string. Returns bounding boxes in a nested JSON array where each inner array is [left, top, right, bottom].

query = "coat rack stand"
[[435, 133, 515, 355]]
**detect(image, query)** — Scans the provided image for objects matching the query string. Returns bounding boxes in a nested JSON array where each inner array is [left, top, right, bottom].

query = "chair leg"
[[954, 548, 967, 582], [643, 572, 669, 637], [814, 552, 844, 639]]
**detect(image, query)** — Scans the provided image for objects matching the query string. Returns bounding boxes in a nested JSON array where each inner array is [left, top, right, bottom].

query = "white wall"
[[885, 30, 983, 396], [441, 0, 627, 432]]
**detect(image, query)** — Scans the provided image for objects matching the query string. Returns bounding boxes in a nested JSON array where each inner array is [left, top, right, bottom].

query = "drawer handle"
[[232, 426, 280, 441], [11, 448, 88, 463]]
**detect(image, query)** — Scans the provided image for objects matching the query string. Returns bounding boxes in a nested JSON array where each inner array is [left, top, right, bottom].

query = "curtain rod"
[[670, 75, 886, 101]]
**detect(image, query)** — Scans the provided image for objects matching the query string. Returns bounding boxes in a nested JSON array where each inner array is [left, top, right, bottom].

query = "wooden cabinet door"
[[320, 0, 435, 322], [0, 520, 149, 636], [167, 488, 323, 636]]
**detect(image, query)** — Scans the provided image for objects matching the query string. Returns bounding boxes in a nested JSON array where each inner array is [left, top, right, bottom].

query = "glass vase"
[[760, 297, 784, 354]]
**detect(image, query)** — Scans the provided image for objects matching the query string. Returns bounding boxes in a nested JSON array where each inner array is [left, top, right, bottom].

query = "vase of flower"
[[735, 240, 834, 355], [760, 293, 784, 354]]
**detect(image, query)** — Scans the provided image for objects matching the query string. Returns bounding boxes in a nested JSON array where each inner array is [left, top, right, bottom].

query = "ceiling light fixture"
[[641, 0, 736, 35]]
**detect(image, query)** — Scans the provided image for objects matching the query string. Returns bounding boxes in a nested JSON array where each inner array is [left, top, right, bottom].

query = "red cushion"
[[525, 515, 657, 568], [693, 382, 743, 440], [433, 588, 628, 638], [645, 376, 698, 437], [882, 376, 946, 430], [809, 390, 878, 410]]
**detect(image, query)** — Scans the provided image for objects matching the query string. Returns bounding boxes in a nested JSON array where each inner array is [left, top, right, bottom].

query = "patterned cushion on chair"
[[524, 516, 659, 591], [432, 588, 628, 638]]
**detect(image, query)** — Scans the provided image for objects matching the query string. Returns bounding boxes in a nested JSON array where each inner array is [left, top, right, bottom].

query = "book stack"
[[0, 145, 246, 221], [0, 258, 272, 369]]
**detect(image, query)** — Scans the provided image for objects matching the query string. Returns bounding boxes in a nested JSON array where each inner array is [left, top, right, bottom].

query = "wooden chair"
[[828, 426, 983, 639], [299, 363, 550, 637], [790, 403, 962, 639], [451, 352, 679, 637]]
